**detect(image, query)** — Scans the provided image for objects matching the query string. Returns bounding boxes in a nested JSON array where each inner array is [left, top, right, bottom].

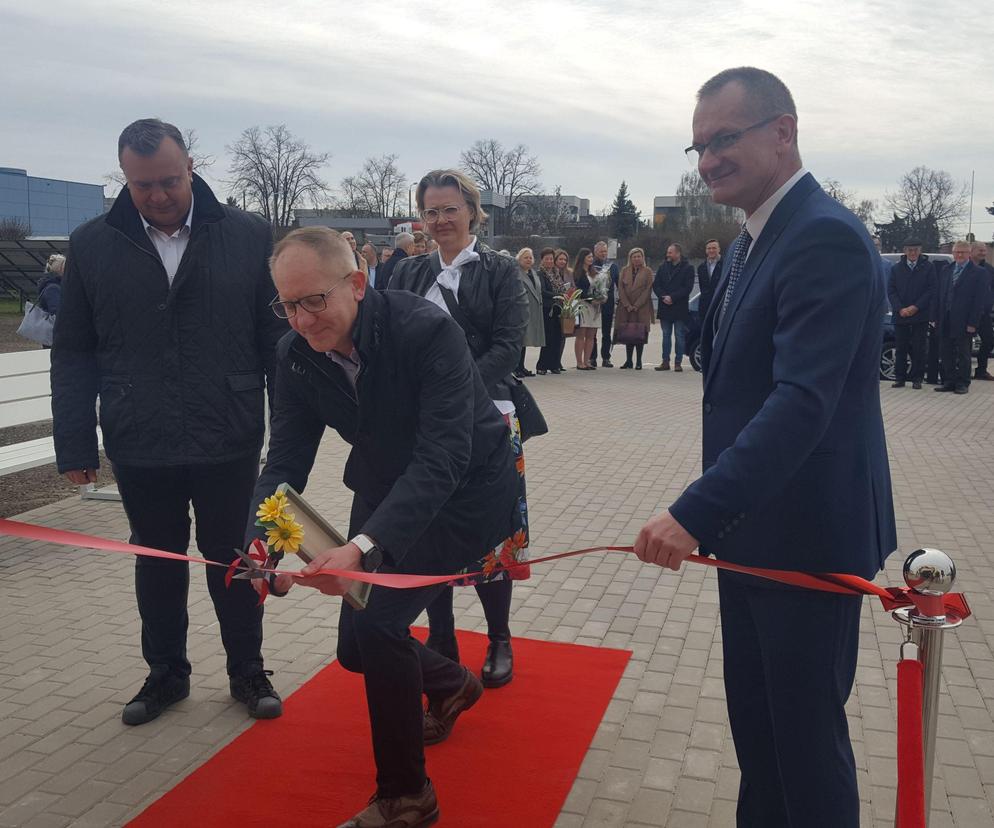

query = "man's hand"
[[294, 543, 363, 596], [634, 510, 698, 571], [907, 305, 918, 316], [663, 296, 673, 305], [967, 326, 977, 334], [251, 571, 295, 598], [64, 468, 97, 485]]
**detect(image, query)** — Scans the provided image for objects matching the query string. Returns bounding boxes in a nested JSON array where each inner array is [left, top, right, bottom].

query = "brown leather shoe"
[[423, 667, 483, 746], [673, 362, 683, 372], [337, 780, 439, 828], [654, 361, 670, 371]]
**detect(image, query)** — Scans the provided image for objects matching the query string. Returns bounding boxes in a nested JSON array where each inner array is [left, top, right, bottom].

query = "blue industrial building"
[[0, 167, 105, 237]]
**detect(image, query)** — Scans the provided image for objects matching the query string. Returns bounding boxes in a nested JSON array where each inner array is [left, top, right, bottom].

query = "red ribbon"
[[0, 518, 971, 619]]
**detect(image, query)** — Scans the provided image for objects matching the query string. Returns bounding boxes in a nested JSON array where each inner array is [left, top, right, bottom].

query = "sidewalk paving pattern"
[[2, 344, 994, 827]]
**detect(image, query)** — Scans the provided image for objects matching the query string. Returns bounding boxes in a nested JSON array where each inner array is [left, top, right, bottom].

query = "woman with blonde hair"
[[615, 247, 654, 369], [389, 168, 533, 690], [514, 247, 546, 377]]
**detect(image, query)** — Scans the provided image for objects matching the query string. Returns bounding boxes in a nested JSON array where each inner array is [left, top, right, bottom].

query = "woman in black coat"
[[535, 247, 564, 374], [389, 169, 529, 688]]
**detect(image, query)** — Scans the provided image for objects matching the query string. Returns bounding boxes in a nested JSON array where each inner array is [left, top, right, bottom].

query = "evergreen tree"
[[609, 181, 640, 239]]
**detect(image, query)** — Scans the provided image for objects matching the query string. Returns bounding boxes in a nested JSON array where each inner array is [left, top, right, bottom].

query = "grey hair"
[[394, 232, 414, 248], [698, 67, 797, 120], [270, 226, 357, 276], [118, 118, 187, 159]]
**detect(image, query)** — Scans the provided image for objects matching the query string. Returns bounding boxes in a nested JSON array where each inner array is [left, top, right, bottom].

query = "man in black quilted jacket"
[[51, 118, 287, 726]]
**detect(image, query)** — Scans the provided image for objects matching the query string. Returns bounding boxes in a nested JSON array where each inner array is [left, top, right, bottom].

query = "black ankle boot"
[[425, 633, 460, 664], [481, 636, 513, 688]]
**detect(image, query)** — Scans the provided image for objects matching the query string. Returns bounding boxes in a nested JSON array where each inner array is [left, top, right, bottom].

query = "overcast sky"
[[4, 0, 992, 238]]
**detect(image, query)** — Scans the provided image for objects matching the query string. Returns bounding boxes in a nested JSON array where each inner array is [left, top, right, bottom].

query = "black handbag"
[[436, 285, 548, 442]]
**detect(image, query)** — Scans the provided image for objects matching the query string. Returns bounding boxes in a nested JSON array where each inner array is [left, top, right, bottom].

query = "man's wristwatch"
[[351, 534, 383, 573]]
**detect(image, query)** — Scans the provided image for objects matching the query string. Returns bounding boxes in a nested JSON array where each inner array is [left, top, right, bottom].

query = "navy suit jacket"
[[669, 173, 896, 579], [887, 256, 935, 325], [932, 260, 988, 335]]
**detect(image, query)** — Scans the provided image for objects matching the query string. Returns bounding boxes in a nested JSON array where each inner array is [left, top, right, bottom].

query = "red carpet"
[[129, 629, 630, 827]]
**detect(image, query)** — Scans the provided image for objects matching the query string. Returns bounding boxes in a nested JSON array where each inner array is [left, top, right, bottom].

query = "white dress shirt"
[[744, 167, 808, 259], [140, 195, 194, 285]]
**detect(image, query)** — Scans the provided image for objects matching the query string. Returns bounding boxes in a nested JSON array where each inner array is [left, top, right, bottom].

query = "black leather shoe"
[[230, 669, 283, 719], [619, 362, 633, 369], [481, 637, 513, 688], [602, 360, 613, 368], [954, 386, 969, 394], [934, 385, 955, 392], [551, 368, 562, 374], [891, 381, 905, 388], [122, 672, 190, 726], [425, 633, 460, 664], [912, 381, 922, 389]]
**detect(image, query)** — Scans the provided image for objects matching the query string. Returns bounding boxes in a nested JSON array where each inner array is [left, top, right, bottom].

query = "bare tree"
[[336, 155, 407, 218], [822, 178, 877, 232], [459, 139, 541, 221], [0, 218, 31, 240], [227, 125, 330, 227], [886, 166, 968, 243], [675, 170, 741, 227], [517, 186, 575, 234], [104, 127, 217, 193]]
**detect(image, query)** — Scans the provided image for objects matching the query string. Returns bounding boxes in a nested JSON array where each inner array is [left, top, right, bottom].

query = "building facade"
[[0, 168, 105, 237]]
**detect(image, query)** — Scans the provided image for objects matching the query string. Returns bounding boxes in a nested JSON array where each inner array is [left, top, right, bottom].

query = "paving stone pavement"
[[2, 337, 994, 827]]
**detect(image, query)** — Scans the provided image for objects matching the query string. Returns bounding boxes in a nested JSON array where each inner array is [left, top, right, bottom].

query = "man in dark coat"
[[51, 118, 287, 726], [696, 239, 722, 316], [590, 240, 619, 367], [652, 242, 695, 370], [887, 238, 935, 388], [377, 231, 415, 290], [254, 227, 521, 827], [932, 241, 988, 394], [971, 241, 994, 380], [635, 68, 896, 827]]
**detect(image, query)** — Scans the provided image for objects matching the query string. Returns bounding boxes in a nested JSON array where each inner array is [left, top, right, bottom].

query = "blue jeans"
[[660, 319, 687, 362]]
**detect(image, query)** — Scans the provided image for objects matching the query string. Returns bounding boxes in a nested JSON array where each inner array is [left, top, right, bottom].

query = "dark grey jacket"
[[51, 175, 286, 471], [387, 241, 527, 402], [250, 288, 521, 574]]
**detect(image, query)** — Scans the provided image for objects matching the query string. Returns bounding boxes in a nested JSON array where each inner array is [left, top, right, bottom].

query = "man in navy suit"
[[888, 238, 935, 388], [932, 241, 988, 394], [696, 238, 722, 316], [633, 67, 896, 827]]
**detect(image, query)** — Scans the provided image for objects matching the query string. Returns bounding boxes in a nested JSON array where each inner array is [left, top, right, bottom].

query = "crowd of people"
[[887, 239, 994, 393], [40, 62, 987, 828], [362, 232, 728, 376]]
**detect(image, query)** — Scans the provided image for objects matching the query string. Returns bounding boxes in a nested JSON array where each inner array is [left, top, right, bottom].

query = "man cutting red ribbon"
[[633, 68, 898, 828]]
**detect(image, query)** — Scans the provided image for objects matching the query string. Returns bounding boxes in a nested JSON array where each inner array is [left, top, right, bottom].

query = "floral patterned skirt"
[[452, 413, 530, 585]]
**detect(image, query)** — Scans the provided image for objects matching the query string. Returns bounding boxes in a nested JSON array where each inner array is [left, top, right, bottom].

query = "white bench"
[[0, 350, 119, 501]]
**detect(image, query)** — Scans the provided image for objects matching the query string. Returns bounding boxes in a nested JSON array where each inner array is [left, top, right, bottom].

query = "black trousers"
[[426, 578, 512, 642], [926, 324, 942, 383], [624, 344, 645, 365], [976, 312, 993, 375], [112, 454, 263, 680], [600, 303, 614, 361], [939, 330, 973, 388], [537, 312, 563, 371], [337, 583, 465, 798], [718, 571, 861, 828], [894, 321, 927, 381]]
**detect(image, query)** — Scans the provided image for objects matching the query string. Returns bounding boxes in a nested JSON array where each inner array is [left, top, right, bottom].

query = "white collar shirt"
[[707, 258, 719, 276], [140, 195, 194, 285], [744, 167, 808, 259]]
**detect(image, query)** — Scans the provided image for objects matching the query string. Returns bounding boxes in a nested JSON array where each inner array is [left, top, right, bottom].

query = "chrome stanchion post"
[[892, 548, 964, 826]]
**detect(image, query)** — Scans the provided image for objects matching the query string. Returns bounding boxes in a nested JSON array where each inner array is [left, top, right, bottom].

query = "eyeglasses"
[[420, 204, 463, 223], [684, 115, 781, 161], [269, 276, 351, 319]]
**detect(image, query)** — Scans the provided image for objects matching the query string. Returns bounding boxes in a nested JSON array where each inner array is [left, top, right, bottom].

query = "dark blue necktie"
[[952, 264, 964, 286], [715, 225, 752, 332]]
